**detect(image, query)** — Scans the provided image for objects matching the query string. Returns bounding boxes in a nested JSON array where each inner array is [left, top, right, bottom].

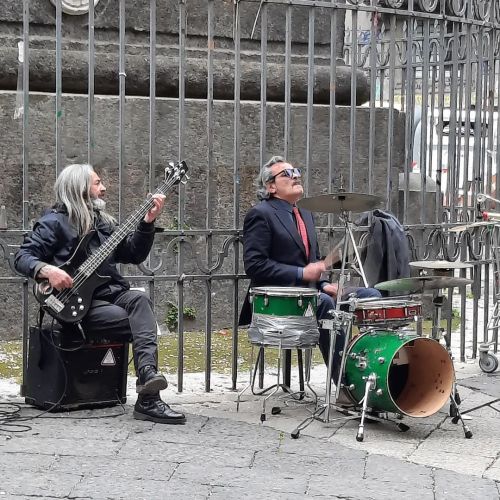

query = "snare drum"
[[248, 287, 319, 348], [353, 298, 422, 328]]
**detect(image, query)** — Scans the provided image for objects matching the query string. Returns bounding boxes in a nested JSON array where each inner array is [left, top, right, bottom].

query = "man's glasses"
[[268, 168, 302, 182]]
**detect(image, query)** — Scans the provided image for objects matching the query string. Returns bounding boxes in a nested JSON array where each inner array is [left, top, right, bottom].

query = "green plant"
[[166, 303, 197, 330]]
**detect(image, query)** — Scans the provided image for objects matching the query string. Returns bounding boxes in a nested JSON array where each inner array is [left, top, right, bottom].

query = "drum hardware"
[[408, 261, 475, 432], [374, 276, 473, 294], [409, 260, 474, 271], [236, 340, 318, 420], [292, 189, 388, 438]]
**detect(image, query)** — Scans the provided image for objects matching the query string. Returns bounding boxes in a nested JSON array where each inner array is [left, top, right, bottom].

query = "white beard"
[[91, 198, 106, 211], [91, 197, 116, 225]]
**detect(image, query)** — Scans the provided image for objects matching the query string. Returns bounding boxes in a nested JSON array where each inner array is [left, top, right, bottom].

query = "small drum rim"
[[354, 299, 422, 310], [250, 286, 319, 297]]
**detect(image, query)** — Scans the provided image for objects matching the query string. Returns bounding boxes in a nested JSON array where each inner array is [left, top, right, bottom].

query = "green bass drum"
[[344, 330, 454, 417]]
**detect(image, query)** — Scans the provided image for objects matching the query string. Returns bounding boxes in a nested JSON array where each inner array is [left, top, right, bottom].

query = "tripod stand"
[[290, 209, 377, 439]]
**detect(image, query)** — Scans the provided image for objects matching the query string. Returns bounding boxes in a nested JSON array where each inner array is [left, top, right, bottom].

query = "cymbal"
[[448, 221, 493, 232], [297, 192, 383, 213], [409, 260, 473, 270], [375, 276, 473, 293]]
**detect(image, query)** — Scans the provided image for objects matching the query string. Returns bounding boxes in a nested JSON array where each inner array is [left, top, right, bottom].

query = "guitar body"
[[33, 231, 110, 324]]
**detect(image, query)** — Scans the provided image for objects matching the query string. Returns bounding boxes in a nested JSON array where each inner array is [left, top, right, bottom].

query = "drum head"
[[392, 338, 454, 417]]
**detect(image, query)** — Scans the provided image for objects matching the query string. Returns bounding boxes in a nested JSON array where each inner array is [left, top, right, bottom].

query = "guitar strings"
[[58, 176, 177, 302], [55, 170, 182, 305]]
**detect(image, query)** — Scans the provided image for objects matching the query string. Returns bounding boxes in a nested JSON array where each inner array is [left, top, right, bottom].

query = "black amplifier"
[[25, 326, 130, 411]]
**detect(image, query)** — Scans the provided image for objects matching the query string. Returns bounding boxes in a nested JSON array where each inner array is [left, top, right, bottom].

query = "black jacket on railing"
[[358, 209, 410, 290]]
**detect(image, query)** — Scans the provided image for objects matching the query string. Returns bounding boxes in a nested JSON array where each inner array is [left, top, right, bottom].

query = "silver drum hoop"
[[250, 286, 319, 297]]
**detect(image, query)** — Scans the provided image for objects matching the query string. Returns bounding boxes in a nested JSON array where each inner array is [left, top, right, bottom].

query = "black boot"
[[133, 394, 186, 424], [136, 365, 168, 395]]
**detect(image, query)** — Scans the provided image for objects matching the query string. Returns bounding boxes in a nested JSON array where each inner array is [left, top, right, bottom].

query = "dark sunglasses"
[[268, 167, 302, 182]]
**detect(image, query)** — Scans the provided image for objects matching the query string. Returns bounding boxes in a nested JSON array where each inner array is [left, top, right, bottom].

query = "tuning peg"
[[181, 174, 190, 185]]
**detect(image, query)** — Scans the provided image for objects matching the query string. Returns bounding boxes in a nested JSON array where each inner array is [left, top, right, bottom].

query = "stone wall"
[[0, 0, 367, 104], [0, 91, 405, 339]]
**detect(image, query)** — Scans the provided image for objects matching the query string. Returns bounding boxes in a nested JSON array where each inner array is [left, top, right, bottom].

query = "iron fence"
[[0, 0, 499, 391]]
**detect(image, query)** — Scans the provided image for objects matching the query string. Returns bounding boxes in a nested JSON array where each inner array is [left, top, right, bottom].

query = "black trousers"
[[74, 289, 159, 374]]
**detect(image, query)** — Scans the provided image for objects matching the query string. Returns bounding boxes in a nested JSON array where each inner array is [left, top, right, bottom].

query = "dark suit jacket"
[[239, 197, 326, 326]]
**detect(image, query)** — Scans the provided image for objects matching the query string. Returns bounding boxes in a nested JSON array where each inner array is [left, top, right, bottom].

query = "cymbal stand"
[[290, 310, 359, 439], [325, 209, 370, 422], [419, 273, 467, 422], [290, 209, 369, 438]]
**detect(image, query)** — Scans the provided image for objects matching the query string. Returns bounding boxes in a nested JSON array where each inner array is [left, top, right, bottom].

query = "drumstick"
[[323, 241, 343, 269], [323, 239, 372, 272]]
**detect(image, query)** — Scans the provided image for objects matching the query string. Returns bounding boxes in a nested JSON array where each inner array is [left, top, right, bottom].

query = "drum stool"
[[237, 341, 318, 422], [238, 286, 321, 422], [24, 325, 131, 411]]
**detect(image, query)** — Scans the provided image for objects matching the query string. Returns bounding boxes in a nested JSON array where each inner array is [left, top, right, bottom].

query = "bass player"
[[14, 163, 186, 425]]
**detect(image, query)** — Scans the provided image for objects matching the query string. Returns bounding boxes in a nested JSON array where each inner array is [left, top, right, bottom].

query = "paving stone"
[[0, 450, 56, 472], [209, 486, 311, 499], [252, 449, 365, 477], [365, 454, 434, 490], [410, 423, 499, 459], [0, 470, 82, 497], [3, 435, 123, 457], [434, 468, 500, 499], [117, 439, 255, 467], [278, 433, 365, 461], [172, 462, 309, 494], [308, 470, 435, 500], [484, 466, 500, 483], [71, 476, 210, 499], [410, 449, 493, 477], [47, 454, 178, 481]]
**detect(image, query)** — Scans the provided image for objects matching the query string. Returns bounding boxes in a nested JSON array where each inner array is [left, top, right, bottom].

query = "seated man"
[[239, 156, 381, 382], [14, 163, 185, 424]]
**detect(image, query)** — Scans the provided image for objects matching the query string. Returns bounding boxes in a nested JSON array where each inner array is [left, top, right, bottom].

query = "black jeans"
[[78, 289, 159, 374]]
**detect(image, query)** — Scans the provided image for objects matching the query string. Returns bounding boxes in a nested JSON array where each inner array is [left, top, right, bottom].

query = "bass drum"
[[343, 330, 454, 417]]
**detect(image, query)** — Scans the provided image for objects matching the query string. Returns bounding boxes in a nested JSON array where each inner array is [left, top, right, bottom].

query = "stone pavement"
[[1, 358, 500, 499]]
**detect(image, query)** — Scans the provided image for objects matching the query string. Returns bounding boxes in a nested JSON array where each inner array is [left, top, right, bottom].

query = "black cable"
[[0, 325, 127, 433]]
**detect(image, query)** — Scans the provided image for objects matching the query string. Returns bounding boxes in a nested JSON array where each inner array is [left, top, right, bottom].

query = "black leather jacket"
[[14, 205, 155, 296]]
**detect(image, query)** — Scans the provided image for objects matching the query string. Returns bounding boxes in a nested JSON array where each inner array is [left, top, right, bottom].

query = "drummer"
[[239, 156, 381, 382]]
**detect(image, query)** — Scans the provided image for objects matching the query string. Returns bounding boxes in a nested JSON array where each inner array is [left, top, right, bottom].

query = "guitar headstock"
[[165, 161, 189, 185]]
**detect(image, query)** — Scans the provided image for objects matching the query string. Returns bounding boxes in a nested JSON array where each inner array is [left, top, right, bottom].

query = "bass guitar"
[[33, 161, 188, 323]]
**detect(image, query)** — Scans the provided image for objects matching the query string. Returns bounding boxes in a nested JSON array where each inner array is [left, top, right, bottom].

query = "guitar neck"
[[79, 163, 186, 276]]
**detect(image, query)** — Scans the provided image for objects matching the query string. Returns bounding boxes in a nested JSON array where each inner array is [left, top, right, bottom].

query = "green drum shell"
[[250, 287, 318, 317], [344, 330, 454, 417]]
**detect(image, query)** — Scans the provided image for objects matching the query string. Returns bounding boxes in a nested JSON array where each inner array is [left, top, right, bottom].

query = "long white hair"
[[54, 163, 118, 235]]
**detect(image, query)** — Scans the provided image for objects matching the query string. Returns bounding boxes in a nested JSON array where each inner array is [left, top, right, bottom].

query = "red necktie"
[[292, 206, 310, 259]]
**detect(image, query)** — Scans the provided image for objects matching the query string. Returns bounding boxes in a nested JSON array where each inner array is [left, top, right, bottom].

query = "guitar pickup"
[[45, 295, 64, 313]]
